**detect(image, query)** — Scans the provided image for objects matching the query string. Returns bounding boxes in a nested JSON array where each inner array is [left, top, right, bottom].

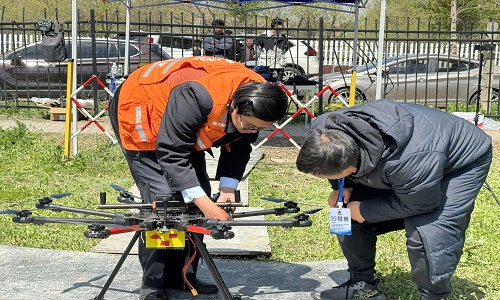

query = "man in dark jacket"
[[296, 100, 492, 300], [202, 19, 233, 59]]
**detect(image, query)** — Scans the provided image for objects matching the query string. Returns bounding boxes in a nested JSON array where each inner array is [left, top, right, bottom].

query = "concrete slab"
[[0, 245, 349, 300]]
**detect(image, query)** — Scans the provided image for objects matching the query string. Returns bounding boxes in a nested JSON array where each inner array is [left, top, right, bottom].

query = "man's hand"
[[346, 201, 365, 223], [217, 187, 237, 213], [193, 195, 230, 220], [327, 187, 353, 208]]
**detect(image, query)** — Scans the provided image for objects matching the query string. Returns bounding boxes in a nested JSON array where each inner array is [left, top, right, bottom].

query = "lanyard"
[[337, 177, 345, 206]]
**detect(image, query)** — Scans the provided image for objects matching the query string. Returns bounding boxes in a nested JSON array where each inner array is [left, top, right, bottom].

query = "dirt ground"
[[261, 129, 500, 165]]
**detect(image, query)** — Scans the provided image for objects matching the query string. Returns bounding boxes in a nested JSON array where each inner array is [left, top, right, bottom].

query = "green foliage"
[[0, 124, 133, 251]]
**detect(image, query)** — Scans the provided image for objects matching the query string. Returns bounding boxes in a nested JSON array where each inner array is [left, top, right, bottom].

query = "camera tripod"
[[2, 186, 320, 300]]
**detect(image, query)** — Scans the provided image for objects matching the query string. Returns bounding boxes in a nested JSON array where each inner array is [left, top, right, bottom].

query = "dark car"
[[0, 37, 171, 101]]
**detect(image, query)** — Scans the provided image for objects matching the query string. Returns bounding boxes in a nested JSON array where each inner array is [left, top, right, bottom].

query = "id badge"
[[329, 207, 352, 235], [329, 178, 351, 235], [145, 229, 186, 249]]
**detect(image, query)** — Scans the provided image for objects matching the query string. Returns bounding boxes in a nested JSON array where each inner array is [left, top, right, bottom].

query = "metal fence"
[[0, 11, 499, 116]]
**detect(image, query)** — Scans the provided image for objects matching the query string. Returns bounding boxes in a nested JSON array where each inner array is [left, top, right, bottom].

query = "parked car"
[[114, 32, 201, 58], [0, 37, 171, 101], [312, 55, 500, 108]]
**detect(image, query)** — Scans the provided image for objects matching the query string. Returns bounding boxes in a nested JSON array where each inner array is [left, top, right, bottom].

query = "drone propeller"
[[0, 209, 23, 215], [4, 193, 72, 209], [45, 193, 72, 199], [110, 184, 142, 201], [260, 197, 313, 207], [302, 208, 323, 215]]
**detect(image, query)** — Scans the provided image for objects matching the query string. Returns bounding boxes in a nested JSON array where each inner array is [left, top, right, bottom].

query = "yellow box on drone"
[[145, 229, 186, 249]]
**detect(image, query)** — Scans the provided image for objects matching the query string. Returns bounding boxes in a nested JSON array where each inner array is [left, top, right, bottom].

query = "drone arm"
[[175, 221, 234, 240], [13, 216, 120, 225], [37, 203, 118, 218], [231, 206, 300, 219], [203, 218, 312, 228]]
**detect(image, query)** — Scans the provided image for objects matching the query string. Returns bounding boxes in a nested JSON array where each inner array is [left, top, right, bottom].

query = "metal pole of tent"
[[71, 0, 78, 156], [375, 0, 387, 99], [348, 0, 359, 106], [124, 0, 131, 75]]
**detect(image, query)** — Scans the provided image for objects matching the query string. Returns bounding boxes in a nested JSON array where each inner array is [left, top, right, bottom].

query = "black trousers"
[[109, 87, 211, 289]]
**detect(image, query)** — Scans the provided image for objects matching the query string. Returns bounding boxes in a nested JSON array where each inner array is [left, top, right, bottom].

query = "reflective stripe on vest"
[[195, 136, 207, 150], [135, 106, 147, 142], [141, 58, 182, 78]]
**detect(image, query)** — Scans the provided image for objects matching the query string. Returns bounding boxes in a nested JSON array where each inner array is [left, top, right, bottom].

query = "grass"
[[0, 119, 498, 299]]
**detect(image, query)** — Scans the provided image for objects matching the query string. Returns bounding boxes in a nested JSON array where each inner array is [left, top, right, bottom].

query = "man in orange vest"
[[108, 56, 289, 300]]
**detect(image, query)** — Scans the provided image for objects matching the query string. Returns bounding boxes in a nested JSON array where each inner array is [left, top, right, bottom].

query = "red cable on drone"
[[183, 233, 198, 296]]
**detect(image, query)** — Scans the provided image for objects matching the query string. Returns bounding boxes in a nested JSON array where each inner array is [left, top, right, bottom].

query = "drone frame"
[[7, 190, 319, 300]]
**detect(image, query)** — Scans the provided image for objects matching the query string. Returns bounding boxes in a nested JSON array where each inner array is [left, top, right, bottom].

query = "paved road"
[[0, 245, 349, 300]]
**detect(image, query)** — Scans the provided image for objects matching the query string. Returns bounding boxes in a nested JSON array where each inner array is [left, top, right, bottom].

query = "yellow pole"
[[63, 59, 74, 161], [348, 71, 357, 107]]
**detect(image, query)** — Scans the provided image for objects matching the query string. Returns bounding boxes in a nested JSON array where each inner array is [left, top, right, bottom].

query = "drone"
[[1, 184, 321, 300]]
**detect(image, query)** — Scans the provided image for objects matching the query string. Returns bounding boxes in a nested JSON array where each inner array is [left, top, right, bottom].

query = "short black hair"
[[271, 18, 285, 28], [231, 82, 288, 122], [212, 19, 225, 27], [296, 129, 359, 176]]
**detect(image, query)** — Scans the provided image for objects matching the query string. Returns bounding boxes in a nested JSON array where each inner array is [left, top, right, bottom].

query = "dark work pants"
[[109, 88, 211, 289], [338, 148, 491, 300]]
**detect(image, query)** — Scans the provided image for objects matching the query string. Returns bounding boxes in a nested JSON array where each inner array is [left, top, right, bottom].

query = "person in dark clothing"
[[108, 57, 289, 300], [224, 29, 241, 61], [240, 37, 256, 67], [202, 19, 233, 59], [255, 17, 291, 81], [296, 100, 492, 300]]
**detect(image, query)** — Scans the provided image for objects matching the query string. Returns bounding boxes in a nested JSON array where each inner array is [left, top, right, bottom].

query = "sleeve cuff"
[[181, 186, 206, 203], [219, 177, 239, 190]]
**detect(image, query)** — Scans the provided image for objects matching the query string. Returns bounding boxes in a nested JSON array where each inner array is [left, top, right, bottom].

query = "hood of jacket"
[[312, 100, 414, 177]]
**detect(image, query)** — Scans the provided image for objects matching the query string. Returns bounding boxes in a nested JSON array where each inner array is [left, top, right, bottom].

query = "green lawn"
[[0, 121, 498, 299]]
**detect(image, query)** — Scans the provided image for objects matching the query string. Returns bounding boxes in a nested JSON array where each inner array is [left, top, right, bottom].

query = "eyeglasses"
[[239, 114, 268, 131]]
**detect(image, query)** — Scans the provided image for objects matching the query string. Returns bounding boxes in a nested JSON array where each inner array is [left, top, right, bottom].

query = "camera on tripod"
[[36, 19, 53, 32]]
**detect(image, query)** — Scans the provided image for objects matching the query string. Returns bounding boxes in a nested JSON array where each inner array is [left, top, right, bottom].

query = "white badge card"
[[329, 207, 352, 235]]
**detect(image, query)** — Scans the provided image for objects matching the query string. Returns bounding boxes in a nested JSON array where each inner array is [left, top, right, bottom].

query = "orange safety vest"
[[116, 57, 265, 151]]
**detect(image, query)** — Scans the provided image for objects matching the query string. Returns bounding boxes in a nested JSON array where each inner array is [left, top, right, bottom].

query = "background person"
[[295, 100, 492, 300], [240, 37, 256, 68], [202, 19, 233, 59], [255, 17, 291, 81], [108, 56, 289, 300], [224, 29, 241, 61]]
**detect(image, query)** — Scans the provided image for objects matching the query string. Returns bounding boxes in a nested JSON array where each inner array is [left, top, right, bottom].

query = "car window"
[[406, 59, 428, 74], [116, 43, 139, 57], [436, 58, 474, 72], [160, 36, 193, 49], [149, 44, 171, 60], [4, 43, 43, 60]]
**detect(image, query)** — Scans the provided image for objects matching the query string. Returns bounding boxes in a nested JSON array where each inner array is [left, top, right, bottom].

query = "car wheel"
[[468, 89, 499, 105], [327, 87, 366, 107], [282, 66, 304, 82]]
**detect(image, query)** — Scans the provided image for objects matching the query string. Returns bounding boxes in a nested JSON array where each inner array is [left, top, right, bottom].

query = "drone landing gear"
[[93, 231, 241, 300], [191, 233, 241, 300], [94, 231, 141, 300]]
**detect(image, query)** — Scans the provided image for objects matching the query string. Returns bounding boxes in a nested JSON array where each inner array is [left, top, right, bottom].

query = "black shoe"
[[139, 285, 169, 300], [174, 279, 219, 294]]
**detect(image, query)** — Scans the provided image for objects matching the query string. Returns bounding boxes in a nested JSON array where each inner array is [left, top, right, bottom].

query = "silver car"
[[312, 55, 500, 108]]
